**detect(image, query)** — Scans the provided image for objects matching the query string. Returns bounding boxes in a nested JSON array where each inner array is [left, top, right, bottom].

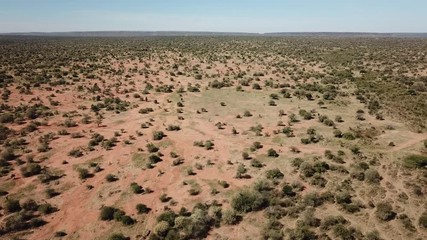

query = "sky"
[[0, 0, 426, 33]]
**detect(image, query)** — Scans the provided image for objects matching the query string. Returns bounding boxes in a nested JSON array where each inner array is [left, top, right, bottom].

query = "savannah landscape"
[[0, 35, 426, 240]]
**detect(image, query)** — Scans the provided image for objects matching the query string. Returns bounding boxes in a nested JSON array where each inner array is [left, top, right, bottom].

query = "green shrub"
[[333, 129, 343, 138], [320, 215, 347, 230], [267, 148, 279, 157], [121, 215, 135, 225], [38, 203, 55, 215], [77, 168, 90, 179], [22, 199, 38, 211], [265, 168, 284, 179], [375, 202, 396, 221], [403, 154, 427, 168], [251, 159, 263, 168], [342, 132, 356, 140], [419, 211, 427, 228], [365, 231, 381, 240], [105, 174, 118, 182], [222, 209, 240, 225], [289, 225, 317, 240], [68, 148, 83, 158], [154, 221, 170, 237], [100, 206, 116, 220], [166, 125, 181, 131], [157, 210, 177, 226], [153, 131, 165, 141], [332, 224, 357, 240], [130, 182, 143, 194], [149, 154, 162, 164], [20, 163, 42, 177], [231, 189, 268, 213], [4, 199, 21, 213], [54, 231, 67, 237], [146, 143, 159, 153], [365, 169, 382, 184], [113, 210, 125, 221], [262, 219, 284, 240], [109, 233, 128, 240], [299, 162, 315, 177], [29, 218, 46, 228], [398, 214, 416, 232], [205, 140, 214, 150], [282, 185, 296, 197], [45, 188, 58, 198], [218, 180, 229, 188], [136, 203, 150, 214], [0, 147, 16, 161], [235, 164, 247, 178]]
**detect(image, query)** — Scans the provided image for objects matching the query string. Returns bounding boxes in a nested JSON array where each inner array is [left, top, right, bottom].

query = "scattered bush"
[[365, 169, 382, 184], [105, 174, 118, 182], [265, 168, 284, 179], [375, 202, 396, 221], [403, 154, 427, 168], [231, 189, 268, 213], [109, 233, 129, 240], [77, 168, 90, 179], [20, 163, 42, 177], [419, 211, 427, 228], [153, 131, 165, 141], [130, 182, 143, 194], [222, 209, 240, 225], [4, 199, 21, 213], [136, 203, 150, 214], [267, 148, 279, 157]]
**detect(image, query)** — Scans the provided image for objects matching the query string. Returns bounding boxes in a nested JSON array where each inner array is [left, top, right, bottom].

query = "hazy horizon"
[[1, 0, 427, 33]]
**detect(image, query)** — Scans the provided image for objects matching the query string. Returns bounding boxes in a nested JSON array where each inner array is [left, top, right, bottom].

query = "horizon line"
[[2, 30, 427, 35]]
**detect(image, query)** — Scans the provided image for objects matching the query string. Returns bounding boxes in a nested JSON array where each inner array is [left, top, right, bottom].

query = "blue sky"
[[0, 0, 426, 33]]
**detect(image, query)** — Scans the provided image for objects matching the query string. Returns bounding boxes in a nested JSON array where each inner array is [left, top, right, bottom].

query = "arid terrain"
[[0, 36, 426, 240]]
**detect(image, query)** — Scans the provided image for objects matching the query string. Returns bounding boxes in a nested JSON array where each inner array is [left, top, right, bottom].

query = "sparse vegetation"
[[0, 35, 425, 240]]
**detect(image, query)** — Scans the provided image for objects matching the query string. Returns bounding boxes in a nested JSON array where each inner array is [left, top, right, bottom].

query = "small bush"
[[375, 202, 396, 221], [20, 163, 42, 177], [342, 132, 356, 140], [77, 168, 90, 179], [4, 199, 21, 213], [403, 154, 427, 168], [22, 199, 38, 211], [68, 148, 83, 158], [251, 159, 263, 168], [205, 140, 214, 150], [105, 174, 118, 182], [166, 125, 181, 131], [267, 148, 279, 157], [231, 189, 268, 213], [121, 215, 135, 225], [365, 169, 382, 184], [109, 233, 128, 240], [100, 206, 117, 221], [136, 203, 150, 214], [130, 182, 143, 194], [419, 211, 427, 228], [320, 215, 347, 230], [54, 231, 67, 237], [222, 209, 240, 225], [265, 168, 284, 179], [146, 143, 159, 153], [38, 203, 55, 214], [218, 180, 229, 188], [157, 210, 177, 226], [153, 131, 165, 141]]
